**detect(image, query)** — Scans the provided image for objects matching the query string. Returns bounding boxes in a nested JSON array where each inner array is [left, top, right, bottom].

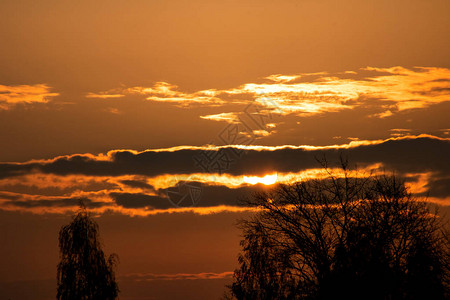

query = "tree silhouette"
[[228, 160, 450, 299], [57, 204, 119, 300]]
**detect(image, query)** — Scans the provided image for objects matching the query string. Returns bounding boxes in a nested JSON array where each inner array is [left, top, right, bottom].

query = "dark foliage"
[[228, 160, 450, 299], [57, 205, 119, 300]]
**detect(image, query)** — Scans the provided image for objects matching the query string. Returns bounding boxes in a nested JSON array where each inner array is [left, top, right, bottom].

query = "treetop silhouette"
[[57, 204, 119, 300], [228, 159, 450, 299]]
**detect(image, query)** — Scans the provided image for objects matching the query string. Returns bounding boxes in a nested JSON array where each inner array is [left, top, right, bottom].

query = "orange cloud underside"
[[0, 166, 441, 216]]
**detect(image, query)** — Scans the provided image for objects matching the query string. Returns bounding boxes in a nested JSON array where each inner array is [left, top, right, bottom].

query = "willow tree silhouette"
[[228, 160, 450, 300], [57, 204, 119, 300]]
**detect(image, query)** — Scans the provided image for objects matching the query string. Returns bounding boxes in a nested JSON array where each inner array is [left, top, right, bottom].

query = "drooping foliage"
[[57, 206, 119, 300]]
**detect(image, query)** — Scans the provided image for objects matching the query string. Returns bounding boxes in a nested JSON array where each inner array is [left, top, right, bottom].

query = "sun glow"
[[243, 173, 278, 185]]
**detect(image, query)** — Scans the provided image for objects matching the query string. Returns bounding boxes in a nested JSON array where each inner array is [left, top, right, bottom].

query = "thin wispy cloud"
[[86, 93, 125, 99], [200, 112, 240, 124], [0, 84, 59, 110], [389, 128, 412, 137], [127, 82, 226, 106], [86, 66, 450, 119], [121, 271, 234, 281]]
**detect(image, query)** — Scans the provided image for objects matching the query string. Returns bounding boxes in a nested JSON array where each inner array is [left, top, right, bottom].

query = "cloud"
[[0, 193, 110, 210], [0, 135, 448, 179], [119, 179, 155, 190], [244, 66, 450, 116], [121, 271, 234, 281], [0, 171, 445, 215], [264, 74, 302, 83], [110, 192, 169, 209], [420, 176, 450, 198], [0, 136, 449, 214], [200, 112, 240, 124], [86, 93, 125, 99], [105, 107, 121, 114], [390, 128, 411, 137], [252, 129, 272, 137], [126, 82, 226, 106], [87, 66, 450, 118], [0, 84, 59, 110]]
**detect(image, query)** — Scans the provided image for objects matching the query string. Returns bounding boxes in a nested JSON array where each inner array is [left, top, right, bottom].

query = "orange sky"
[[0, 0, 449, 299]]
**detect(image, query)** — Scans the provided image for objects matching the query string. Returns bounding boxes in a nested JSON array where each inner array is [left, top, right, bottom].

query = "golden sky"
[[0, 0, 449, 299]]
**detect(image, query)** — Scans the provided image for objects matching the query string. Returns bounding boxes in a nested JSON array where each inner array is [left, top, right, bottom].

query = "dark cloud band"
[[0, 136, 448, 178]]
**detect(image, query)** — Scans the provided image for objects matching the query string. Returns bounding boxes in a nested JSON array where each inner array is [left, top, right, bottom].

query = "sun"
[[243, 173, 278, 185]]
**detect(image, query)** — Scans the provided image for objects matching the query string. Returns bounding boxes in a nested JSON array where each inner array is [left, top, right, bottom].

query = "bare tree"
[[57, 204, 119, 300], [228, 160, 450, 299]]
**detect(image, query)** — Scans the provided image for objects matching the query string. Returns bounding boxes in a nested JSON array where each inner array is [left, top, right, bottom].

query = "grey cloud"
[[3, 197, 106, 208], [422, 177, 450, 198], [119, 179, 155, 190], [110, 192, 169, 209], [0, 137, 448, 179], [111, 184, 268, 209]]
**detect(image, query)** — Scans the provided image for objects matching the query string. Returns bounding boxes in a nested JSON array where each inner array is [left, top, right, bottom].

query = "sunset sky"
[[1, 0, 449, 299]]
